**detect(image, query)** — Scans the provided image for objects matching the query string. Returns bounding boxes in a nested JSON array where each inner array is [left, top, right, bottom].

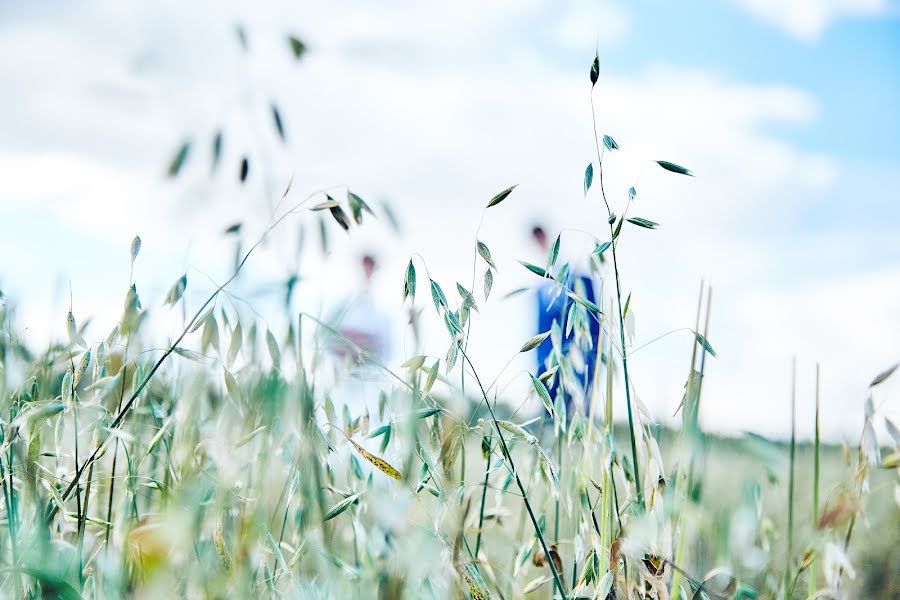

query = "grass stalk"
[[670, 283, 708, 599], [687, 286, 713, 498], [460, 441, 466, 491], [554, 430, 562, 542], [602, 312, 616, 571], [785, 357, 797, 599], [809, 363, 820, 597], [79, 434, 98, 577], [590, 91, 643, 512], [458, 347, 568, 600], [0, 425, 20, 598], [104, 363, 128, 552], [609, 248, 642, 510], [473, 435, 491, 557], [71, 372, 84, 580]]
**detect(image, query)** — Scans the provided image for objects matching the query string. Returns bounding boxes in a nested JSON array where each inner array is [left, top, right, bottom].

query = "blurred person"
[[332, 254, 391, 362], [325, 253, 394, 428], [531, 225, 602, 418]]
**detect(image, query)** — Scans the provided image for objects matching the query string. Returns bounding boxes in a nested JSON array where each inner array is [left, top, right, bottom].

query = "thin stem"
[[670, 282, 705, 600], [460, 442, 466, 496], [571, 553, 578, 591], [458, 212, 487, 527], [629, 327, 693, 357], [458, 346, 568, 600], [601, 307, 615, 572], [104, 362, 128, 552], [79, 435, 97, 578], [609, 245, 643, 510], [785, 357, 797, 599], [687, 286, 713, 499], [71, 368, 84, 581], [554, 432, 562, 542], [661, 557, 705, 592], [835, 513, 856, 586], [351, 517, 360, 568], [809, 362, 820, 597], [590, 89, 643, 511], [590, 100, 611, 215], [610, 466, 629, 582], [0, 425, 20, 598], [474, 435, 491, 557], [273, 469, 298, 579]]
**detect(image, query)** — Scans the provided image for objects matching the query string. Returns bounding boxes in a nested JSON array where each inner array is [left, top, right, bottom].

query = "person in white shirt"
[[326, 254, 394, 428], [330, 255, 391, 363]]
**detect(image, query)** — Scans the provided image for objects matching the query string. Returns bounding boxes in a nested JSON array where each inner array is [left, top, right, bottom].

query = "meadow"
[[0, 52, 897, 600]]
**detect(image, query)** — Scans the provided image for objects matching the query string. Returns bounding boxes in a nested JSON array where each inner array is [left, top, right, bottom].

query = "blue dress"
[[535, 274, 601, 414]]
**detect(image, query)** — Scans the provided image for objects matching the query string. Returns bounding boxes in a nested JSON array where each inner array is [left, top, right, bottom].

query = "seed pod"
[[73, 351, 91, 387]]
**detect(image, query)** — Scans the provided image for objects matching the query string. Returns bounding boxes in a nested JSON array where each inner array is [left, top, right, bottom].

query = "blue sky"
[[617, 2, 900, 160], [0, 0, 898, 439]]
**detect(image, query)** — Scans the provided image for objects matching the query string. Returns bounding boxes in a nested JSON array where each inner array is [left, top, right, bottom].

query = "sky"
[[0, 0, 898, 441]]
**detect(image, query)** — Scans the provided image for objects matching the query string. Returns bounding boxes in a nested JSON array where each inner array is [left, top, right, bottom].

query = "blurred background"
[[0, 0, 898, 441]]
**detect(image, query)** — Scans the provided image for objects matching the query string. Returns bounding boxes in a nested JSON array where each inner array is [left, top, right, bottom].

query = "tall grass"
[[0, 51, 896, 600]]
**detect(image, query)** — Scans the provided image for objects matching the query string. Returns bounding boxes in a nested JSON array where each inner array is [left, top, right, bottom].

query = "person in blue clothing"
[[531, 225, 602, 417]]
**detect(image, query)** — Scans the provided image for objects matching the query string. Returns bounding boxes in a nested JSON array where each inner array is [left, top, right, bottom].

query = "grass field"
[[0, 52, 897, 600]]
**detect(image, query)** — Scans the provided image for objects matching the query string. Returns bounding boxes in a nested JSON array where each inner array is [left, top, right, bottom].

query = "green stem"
[[459, 347, 568, 600], [0, 425, 20, 598], [71, 375, 84, 581], [273, 470, 297, 578], [835, 513, 856, 585], [670, 283, 706, 600], [785, 358, 797, 599], [809, 363, 820, 597], [474, 435, 491, 557], [554, 431, 562, 541], [460, 442, 466, 492], [609, 247, 643, 511], [79, 437, 97, 576], [590, 90, 643, 511], [104, 363, 128, 553], [610, 467, 629, 582]]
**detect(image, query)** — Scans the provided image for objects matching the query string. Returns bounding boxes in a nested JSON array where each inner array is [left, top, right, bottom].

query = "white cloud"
[[732, 0, 888, 39], [715, 266, 900, 440]]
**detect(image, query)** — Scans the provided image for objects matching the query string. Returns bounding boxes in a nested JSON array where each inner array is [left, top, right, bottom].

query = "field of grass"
[[0, 53, 897, 600]]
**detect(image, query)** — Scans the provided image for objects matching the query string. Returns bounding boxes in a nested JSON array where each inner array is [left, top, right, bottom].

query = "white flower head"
[[823, 542, 855, 589]]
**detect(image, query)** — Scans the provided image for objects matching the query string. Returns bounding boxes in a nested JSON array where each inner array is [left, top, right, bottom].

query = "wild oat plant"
[[0, 54, 897, 600]]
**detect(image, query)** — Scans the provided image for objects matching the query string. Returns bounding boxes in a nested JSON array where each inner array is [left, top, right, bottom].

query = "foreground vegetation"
[[0, 53, 897, 599]]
